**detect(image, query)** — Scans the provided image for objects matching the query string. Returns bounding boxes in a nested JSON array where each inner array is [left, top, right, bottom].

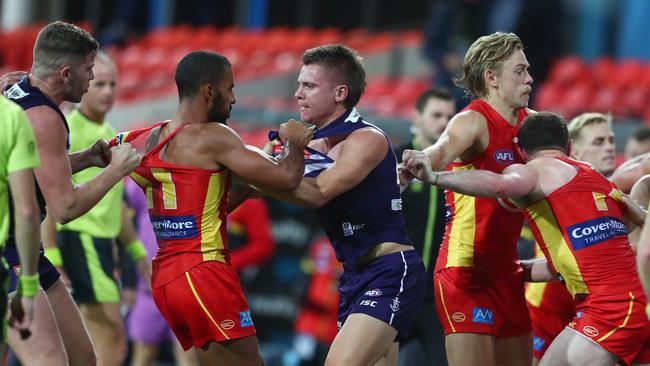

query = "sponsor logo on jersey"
[[472, 307, 494, 324], [533, 336, 545, 351], [364, 289, 383, 297], [240, 310, 254, 328], [494, 149, 516, 165], [220, 319, 234, 330], [567, 216, 627, 250], [451, 312, 466, 322], [360, 300, 378, 307], [150, 215, 198, 240], [583, 326, 599, 337]]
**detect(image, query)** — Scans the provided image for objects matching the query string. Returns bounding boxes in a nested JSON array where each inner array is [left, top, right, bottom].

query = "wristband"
[[18, 274, 39, 298], [44, 246, 63, 266], [126, 240, 147, 261]]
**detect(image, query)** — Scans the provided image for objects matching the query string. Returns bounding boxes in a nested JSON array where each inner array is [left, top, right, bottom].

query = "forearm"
[[275, 142, 306, 190], [261, 177, 323, 208], [433, 170, 507, 198], [638, 253, 650, 299], [14, 211, 40, 278], [49, 169, 123, 224], [69, 150, 93, 173]]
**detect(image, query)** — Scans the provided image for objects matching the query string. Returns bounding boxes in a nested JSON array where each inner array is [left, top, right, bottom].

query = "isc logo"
[[494, 149, 516, 165], [360, 300, 378, 307]]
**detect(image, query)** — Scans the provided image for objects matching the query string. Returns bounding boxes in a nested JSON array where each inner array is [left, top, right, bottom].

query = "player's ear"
[[60, 66, 71, 82], [334, 85, 348, 103]]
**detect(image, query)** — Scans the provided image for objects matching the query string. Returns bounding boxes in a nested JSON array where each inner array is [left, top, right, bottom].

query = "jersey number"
[[151, 168, 177, 210], [592, 192, 608, 211]]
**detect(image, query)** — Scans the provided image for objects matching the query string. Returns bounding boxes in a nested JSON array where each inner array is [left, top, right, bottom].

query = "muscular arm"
[[218, 133, 305, 191], [27, 107, 131, 224], [407, 151, 538, 200], [637, 210, 650, 298], [519, 257, 557, 282], [421, 110, 486, 170], [261, 128, 388, 208], [8, 170, 40, 278], [610, 153, 650, 193], [628, 175, 650, 250]]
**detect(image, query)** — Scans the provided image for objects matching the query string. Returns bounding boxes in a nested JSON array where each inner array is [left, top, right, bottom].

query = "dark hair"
[[415, 88, 453, 112], [518, 112, 569, 155], [32, 21, 99, 77], [175, 51, 231, 100], [632, 126, 650, 142], [302, 44, 366, 109]]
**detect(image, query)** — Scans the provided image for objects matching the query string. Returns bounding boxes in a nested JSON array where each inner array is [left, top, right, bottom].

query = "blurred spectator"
[[244, 199, 322, 366], [283, 236, 342, 366], [625, 126, 650, 160]]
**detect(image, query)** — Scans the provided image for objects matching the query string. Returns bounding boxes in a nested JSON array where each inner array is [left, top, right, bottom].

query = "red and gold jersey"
[[130, 122, 231, 286], [436, 100, 527, 274], [524, 157, 642, 298]]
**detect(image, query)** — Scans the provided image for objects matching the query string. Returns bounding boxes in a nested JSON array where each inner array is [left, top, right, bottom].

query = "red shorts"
[[152, 261, 256, 350], [526, 281, 575, 359], [567, 290, 649, 365], [434, 267, 531, 338]]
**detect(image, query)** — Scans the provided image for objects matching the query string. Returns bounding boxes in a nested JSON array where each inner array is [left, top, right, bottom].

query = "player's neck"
[[170, 100, 208, 129], [530, 150, 566, 160], [29, 74, 64, 106], [483, 96, 520, 126]]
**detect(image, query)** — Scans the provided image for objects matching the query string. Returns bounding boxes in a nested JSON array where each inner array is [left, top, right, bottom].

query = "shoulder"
[[348, 126, 388, 148], [180, 122, 244, 155]]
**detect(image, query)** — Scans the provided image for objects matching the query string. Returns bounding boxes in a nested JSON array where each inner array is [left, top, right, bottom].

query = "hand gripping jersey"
[[524, 157, 642, 298], [270, 108, 411, 266], [436, 100, 528, 274], [129, 122, 231, 287]]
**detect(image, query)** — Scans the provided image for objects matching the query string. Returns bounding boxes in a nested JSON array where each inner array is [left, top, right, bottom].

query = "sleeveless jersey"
[[436, 100, 528, 274], [271, 108, 410, 266], [524, 157, 642, 298], [130, 122, 231, 286], [3, 76, 70, 242]]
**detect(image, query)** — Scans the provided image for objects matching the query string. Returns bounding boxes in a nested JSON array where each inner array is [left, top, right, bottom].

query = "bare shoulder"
[[25, 106, 65, 131], [347, 127, 388, 152], [448, 109, 487, 132], [185, 123, 244, 149]]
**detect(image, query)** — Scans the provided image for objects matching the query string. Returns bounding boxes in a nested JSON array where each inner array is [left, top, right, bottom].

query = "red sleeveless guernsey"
[[129, 122, 231, 286], [435, 100, 528, 274], [523, 157, 642, 298]]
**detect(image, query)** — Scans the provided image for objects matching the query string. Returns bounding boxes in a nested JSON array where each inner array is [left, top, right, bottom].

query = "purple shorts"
[[127, 287, 174, 344], [338, 250, 425, 340]]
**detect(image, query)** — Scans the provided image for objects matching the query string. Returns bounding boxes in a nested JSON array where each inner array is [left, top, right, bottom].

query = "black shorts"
[[4, 239, 60, 294], [57, 230, 119, 304]]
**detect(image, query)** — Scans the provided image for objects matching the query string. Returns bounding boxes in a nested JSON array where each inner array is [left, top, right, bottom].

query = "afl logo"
[[583, 326, 599, 337], [220, 320, 235, 330], [451, 312, 466, 322], [494, 149, 516, 165], [364, 289, 383, 297]]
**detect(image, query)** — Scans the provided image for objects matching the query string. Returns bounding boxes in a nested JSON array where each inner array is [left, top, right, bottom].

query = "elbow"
[[48, 199, 76, 224]]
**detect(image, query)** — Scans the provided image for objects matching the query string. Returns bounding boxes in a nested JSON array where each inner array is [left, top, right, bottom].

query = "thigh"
[[327, 313, 398, 366], [46, 279, 96, 366], [540, 328, 617, 366], [444, 332, 495, 366], [197, 334, 262, 366], [495, 333, 532, 366], [8, 287, 68, 366]]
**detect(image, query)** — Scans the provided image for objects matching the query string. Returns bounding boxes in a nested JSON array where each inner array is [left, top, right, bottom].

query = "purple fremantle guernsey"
[[273, 108, 411, 266]]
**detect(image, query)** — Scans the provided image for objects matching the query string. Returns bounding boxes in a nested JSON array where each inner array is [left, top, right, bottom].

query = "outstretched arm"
[[261, 128, 389, 208], [405, 152, 537, 199]]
